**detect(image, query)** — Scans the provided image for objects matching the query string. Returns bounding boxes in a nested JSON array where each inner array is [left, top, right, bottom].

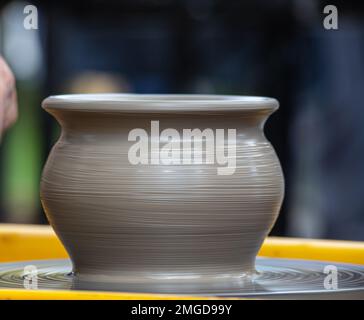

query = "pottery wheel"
[[0, 258, 364, 299]]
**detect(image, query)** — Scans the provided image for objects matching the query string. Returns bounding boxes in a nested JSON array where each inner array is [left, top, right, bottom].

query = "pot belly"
[[40, 139, 283, 292]]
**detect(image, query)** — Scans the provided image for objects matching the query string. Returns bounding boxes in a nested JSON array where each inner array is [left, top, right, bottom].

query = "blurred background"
[[0, 0, 363, 240]]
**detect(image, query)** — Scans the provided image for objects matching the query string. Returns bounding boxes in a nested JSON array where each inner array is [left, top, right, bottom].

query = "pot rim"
[[42, 94, 278, 113]]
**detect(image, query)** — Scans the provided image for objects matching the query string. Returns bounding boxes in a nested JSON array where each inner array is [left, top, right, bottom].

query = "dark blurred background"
[[0, 0, 363, 240]]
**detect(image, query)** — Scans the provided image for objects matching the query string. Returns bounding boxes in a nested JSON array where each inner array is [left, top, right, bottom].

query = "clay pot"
[[40, 94, 284, 293]]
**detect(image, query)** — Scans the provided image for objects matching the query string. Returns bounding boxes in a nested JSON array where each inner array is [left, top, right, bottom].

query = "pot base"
[[72, 270, 258, 293]]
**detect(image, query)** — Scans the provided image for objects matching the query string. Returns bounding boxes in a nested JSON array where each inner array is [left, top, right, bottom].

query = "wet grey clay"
[[40, 94, 284, 293]]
